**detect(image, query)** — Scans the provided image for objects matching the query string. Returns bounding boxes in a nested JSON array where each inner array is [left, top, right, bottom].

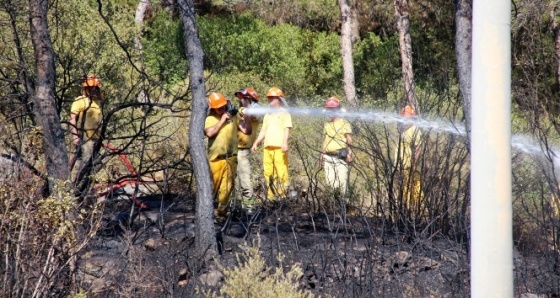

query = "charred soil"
[[79, 195, 560, 297]]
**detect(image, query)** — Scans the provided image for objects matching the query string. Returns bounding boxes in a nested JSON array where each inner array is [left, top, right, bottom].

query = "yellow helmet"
[[266, 87, 284, 98]]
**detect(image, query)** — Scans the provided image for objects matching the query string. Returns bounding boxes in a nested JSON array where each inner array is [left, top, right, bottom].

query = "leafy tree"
[[301, 30, 342, 97], [354, 33, 400, 102]]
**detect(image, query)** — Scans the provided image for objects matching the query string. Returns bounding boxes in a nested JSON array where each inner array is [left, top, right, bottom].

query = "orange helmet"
[[208, 92, 227, 109], [266, 87, 284, 98], [82, 75, 101, 87], [325, 96, 341, 108], [400, 105, 416, 118], [235, 87, 259, 102]]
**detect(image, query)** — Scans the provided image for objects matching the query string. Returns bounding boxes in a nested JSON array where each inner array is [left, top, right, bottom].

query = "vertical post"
[[470, 0, 513, 297]]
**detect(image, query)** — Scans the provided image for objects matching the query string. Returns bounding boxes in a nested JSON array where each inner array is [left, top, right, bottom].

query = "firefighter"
[[70, 75, 105, 182], [234, 88, 261, 214], [205, 92, 251, 222], [396, 105, 423, 214], [251, 87, 292, 203], [318, 97, 353, 199]]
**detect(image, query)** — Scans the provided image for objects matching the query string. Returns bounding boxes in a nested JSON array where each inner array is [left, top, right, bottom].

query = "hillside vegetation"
[[1, 0, 560, 296]]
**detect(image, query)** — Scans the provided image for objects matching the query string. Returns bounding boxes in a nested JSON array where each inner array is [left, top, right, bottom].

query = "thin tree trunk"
[[552, 3, 560, 89], [455, 0, 473, 145], [556, 29, 560, 89], [350, 1, 360, 44], [135, 0, 150, 105], [29, 0, 69, 192], [135, 0, 150, 51], [339, 0, 357, 107], [177, 0, 218, 258], [6, 1, 34, 123], [395, 0, 418, 110]]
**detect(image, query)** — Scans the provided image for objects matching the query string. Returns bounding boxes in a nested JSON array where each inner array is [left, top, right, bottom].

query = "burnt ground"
[[78, 194, 560, 297]]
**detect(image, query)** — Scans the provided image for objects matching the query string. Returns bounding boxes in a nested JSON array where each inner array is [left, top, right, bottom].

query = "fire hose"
[[71, 142, 151, 210]]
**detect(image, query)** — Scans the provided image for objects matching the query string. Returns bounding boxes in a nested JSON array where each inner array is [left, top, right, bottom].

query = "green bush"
[[203, 239, 313, 298], [354, 32, 400, 102], [144, 9, 188, 85], [198, 13, 343, 99]]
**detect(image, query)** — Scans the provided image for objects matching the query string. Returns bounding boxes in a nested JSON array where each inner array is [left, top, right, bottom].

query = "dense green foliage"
[[140, 3, 459, 109], [144, 12, 345, 98], [144, 9, 188, 85], [353, 32, 400, 101], [51, 0, 138, 100]]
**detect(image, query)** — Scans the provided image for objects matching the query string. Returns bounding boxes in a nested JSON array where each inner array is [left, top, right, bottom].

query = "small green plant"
[[36, 180, 78, 243], [203, 238, 313, 298]]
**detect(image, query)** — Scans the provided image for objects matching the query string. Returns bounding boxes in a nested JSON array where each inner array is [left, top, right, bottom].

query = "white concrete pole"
[[470, 0, 513, 297]]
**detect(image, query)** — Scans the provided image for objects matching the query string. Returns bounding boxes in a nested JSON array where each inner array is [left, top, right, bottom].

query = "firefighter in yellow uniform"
[[251, 87, 292, 202], [205, 92, 251, 221], [318, 97, 353, 199], [70, 75, 105, 182], [396, 105, 423, 215], [234, 88, 261, 213]]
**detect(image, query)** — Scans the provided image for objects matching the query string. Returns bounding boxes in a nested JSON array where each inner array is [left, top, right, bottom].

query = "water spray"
[[245, 105, 466, 135], [245, 105, 560, 168]]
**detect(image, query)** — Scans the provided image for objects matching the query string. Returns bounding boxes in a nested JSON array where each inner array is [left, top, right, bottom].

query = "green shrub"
[[354, 32, 400, 102], [203, 239, 313, 298], [144, 9, 188, 85], [198, 13, 343, 99]]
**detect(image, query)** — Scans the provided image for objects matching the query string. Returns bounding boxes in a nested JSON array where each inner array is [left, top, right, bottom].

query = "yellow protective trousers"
[[209, 156, 237, 217], [263, 147, 289, 200], [403, 169, 423, 215]]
